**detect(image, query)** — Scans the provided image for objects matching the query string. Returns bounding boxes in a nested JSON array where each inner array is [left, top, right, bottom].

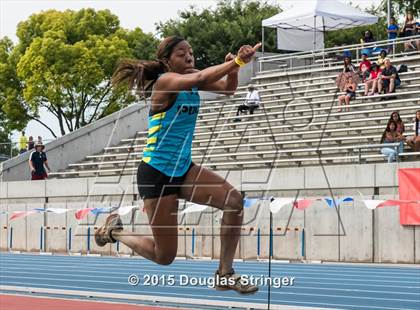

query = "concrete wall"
[[1, 102, 149, 182], [1, 162, 419, 263]]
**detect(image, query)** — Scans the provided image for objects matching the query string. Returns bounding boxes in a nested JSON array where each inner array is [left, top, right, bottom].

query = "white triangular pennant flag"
[[45, 208, 69, 214], [269, 198, 294, 214], [363, 200, 385, 210], [181, 203, 208, 214], [118, 206, 137, 216]]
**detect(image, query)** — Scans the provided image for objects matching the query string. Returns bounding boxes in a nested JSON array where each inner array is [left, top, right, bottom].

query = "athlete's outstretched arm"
[[156, 43, 261, 93], [199, 53, 239, 95]]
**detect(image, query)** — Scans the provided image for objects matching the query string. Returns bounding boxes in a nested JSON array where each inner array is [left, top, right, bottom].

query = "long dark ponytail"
[[112, 36, 185, 96], [381, 120, 397, 143]]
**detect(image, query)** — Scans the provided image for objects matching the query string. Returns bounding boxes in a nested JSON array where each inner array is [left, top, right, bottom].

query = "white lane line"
[[2, 254, 418, 273], [1, 271, 419, 296], [0, 285, 330, 310], [1, 276, 419, 303], [1, 261, 418, 280], [2, 268, 420, 290], [1, 265, 418, 285], [1, 284, 418, 310], [1, 255, 418, 274]]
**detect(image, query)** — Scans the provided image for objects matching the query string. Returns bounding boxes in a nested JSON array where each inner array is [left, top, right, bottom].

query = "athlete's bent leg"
[[111, 195, 179, 265], [179, 165, 243, 276]]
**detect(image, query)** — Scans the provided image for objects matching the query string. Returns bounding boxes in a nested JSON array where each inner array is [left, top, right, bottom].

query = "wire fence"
[[0, 139, 54, 161]]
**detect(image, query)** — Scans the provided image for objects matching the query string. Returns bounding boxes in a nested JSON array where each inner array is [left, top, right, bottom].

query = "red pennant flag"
[[10, 210, 38, 221], [293, 199, 312, 210], [398, 168, 420, 225], [75, 208, 93, 220]]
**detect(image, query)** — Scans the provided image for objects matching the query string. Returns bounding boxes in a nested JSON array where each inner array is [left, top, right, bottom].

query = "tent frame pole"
[[261, 25, 265, 72]]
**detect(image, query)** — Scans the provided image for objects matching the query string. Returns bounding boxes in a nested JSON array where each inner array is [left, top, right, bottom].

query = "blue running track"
[[0, 253, 419, 310]]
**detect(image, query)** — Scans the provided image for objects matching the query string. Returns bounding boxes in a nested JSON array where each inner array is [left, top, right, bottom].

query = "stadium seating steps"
[[50, 51, 420, 178]]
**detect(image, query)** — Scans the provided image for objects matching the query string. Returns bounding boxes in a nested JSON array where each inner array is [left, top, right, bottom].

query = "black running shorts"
[[137, 160, 195, 200]]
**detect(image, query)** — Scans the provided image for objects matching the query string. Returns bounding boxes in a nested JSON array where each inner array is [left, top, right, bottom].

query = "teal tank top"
[[142, 86, 200, 177]]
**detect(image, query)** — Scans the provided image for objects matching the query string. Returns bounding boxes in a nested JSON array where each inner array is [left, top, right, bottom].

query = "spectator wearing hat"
[[378, 58, 401, 95], [234, 84, 261, 122], [363, 63, 382, 96], [28, 141, 51, 180], [359, 53, 372, 82]]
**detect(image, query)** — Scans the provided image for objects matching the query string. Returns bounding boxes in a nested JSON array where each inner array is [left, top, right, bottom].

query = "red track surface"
[[0, 294, 182, 310]]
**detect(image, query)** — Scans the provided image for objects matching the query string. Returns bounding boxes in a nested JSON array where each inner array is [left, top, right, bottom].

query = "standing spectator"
[[27, 136, 35, 151], [28, 141, 51, 180], [364, 63, 381, 96], [37, 136, 43, 144], [387, 17, 399, 53], [337, 75, 356, 112], [380, 120, 405, 163], [234, 84, 261, 122], [378, 58, 401, 94], [18, 131, 28, 154], [407, 110, 420, 153], [402, 12, 417, 51], [389, 111, 405, 135], [376, 50, 388, 70]]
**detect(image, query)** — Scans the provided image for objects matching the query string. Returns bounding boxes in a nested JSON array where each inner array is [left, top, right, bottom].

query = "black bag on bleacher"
[[398, 64, 408, 73]]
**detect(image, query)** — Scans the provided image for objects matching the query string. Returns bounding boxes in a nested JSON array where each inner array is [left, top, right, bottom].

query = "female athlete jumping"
[[95, 36, 261, 294]]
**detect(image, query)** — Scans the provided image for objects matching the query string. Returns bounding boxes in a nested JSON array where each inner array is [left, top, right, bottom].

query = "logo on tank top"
[[177, 105, 199, 115]]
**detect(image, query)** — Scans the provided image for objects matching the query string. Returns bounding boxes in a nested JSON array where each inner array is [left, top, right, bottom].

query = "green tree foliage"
[[157, 0, 280, 69], [0, 37, 26, 157], [383, 0, 420, 17], [0, 9, 159, 138]]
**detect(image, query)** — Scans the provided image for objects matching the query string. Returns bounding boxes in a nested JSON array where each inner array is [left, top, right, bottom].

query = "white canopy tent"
[[262, 0, 379, 52]]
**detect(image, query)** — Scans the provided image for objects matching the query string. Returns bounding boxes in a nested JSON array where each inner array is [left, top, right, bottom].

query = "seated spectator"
[[359, 53, 371, 82], [376, 50, 388, 70], [406, 110, 420, 153], [360, 30, 376, 56], [337, 75, 356, 112], [380, 120, 405, 163], [234, 84, 261, 122], [364, 63, 381, 96], [28, 141, 51, 180], [416, 21, 420, 52], [389, 111, 405, 135], [343, 57, 356, 73], [387, 17, 399, 53], [378, 58, 401, 95], [18, 131, 27, 154], [28, 136, 34, 151], [402, 12, 418, 51]]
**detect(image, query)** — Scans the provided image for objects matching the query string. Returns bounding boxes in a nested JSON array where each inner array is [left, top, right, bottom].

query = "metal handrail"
[[258, 35, 420, 72], [259, 35, 420, 62]]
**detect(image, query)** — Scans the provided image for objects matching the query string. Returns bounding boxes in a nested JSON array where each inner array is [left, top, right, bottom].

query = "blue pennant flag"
[[244, 198, 259, 208], [324, 197, 354, 208]]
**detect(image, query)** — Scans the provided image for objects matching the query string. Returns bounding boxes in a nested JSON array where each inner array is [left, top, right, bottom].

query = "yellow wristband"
[[234, 56, 246, 67]]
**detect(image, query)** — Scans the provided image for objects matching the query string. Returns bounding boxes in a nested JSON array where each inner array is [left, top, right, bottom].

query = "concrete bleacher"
[[49, 50, 420, 178]]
